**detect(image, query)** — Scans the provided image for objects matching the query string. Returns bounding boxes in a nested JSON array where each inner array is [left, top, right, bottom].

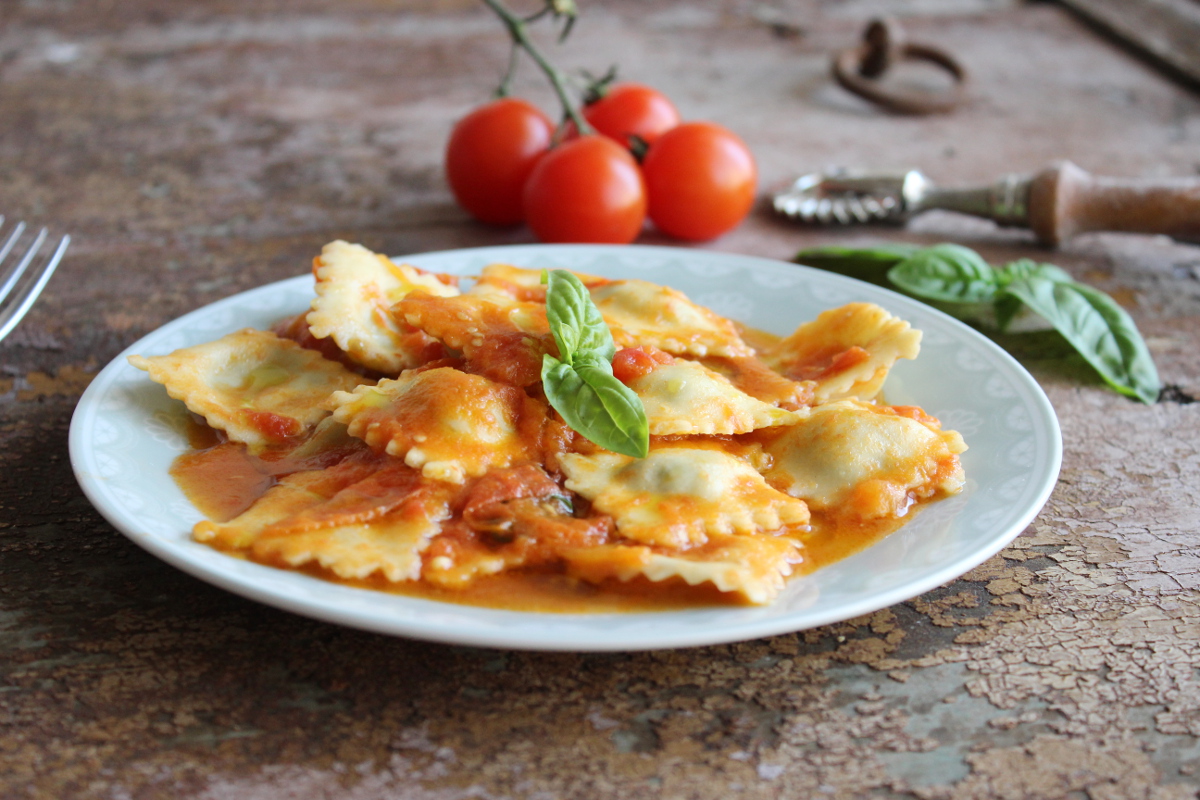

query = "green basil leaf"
[[993, 293, 1025, 332], [574, 352, 650, 455], [540, 269, 648, 456], [796, 243, 919, 262], [1001, 278, 1161, 404], [887, 243, 1000, 303], [794, 244, 919, 287], [542, 353, 649, 458], [543, 269, 615, 363], [998, 258, 1074, 287]]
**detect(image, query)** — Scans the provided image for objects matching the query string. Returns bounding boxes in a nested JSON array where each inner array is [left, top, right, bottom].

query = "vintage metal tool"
[[773, 161, 1200, 246], [832, 17, 968, 115]]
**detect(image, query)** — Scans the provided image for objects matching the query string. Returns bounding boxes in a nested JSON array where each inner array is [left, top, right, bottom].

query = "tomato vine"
[[445, 0, 758, 243]]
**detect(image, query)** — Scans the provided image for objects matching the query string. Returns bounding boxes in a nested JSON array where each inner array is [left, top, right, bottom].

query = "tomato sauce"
[[171, 442, 274, 522], [612, 346, 674, 384], [788, 345, 872, 382], [172, 418, 921, 612]]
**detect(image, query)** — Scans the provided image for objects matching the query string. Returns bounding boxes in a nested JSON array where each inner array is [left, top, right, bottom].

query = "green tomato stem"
[[480, 0, 595, 136], [496, 41, 520, 98]]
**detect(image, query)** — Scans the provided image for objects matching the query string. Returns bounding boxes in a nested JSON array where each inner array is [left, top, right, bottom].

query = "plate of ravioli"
[[70, 243, 1061, 651]]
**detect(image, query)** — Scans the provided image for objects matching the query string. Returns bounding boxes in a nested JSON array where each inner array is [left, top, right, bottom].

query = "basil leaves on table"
[[787, 243, 918, 285], [541, 269, 649, 457], [795, 243, 1162, 404], [1002, 278, 1160, 404], [887, 244, 1000, 304]]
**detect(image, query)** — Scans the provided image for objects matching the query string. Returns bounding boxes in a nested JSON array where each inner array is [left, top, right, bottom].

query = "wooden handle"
[[1028, 161, 1200, 246]]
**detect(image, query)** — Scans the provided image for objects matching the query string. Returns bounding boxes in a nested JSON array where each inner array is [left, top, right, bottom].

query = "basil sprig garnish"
[[541, 269, 649, 457], [795, 243, 1161, 404]]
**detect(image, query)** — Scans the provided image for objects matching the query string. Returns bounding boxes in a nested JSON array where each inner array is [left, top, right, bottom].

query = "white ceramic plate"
[[69, 244, 1061, 651]]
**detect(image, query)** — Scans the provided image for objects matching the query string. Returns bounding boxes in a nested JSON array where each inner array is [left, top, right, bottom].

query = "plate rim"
[[69, 243, 1063, 651]]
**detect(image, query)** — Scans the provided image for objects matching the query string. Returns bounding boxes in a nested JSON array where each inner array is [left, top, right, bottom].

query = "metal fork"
[[0, 217, 70, 343]]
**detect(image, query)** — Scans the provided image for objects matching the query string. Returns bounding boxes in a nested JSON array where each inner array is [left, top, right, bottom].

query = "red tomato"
[[641, 121, 757, 241], [523, 135, 647, 244], [583, 83, 681, 147], [611, 346, 674, 384], [445, 98, 554, 226]]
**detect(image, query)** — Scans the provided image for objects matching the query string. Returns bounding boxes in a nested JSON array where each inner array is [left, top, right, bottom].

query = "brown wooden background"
[[2, 1, 1199, 797]]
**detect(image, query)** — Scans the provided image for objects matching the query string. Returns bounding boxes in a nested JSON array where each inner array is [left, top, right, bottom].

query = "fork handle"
[[1028, 161, 1200, 246]]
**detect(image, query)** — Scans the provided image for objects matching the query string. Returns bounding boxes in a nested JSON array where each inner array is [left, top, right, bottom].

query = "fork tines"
[[0, 216, 70, 343]]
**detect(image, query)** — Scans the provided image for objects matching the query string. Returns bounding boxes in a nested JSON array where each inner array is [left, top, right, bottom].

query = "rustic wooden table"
[[3, 1, 1199, 797]]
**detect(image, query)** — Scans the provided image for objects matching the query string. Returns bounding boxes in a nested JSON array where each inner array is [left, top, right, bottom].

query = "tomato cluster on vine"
[[445, 83, 757, 244]]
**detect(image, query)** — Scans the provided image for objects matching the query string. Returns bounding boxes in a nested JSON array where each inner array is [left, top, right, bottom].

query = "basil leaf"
[[993, 261, 1073, 331], [998, 258, 1073, 287], [794, 240, 1161, 402], [993, 293, 1026, 332], [795, 244, 918, 287], [887, 243, 1000, 303], [1001, 278, 1161, 404], [540, 270, 649, 456], [543, 269, 615, 363], [542, 353, 649, 458], [796, 243, 919, 262], [574, 352, 650, 456]]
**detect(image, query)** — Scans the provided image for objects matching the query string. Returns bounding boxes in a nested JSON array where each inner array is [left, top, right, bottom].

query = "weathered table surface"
[[3, 1, 1199, 797]]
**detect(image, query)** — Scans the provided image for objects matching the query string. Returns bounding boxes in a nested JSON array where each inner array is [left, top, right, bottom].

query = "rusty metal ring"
[[832, 18, 968, 114]]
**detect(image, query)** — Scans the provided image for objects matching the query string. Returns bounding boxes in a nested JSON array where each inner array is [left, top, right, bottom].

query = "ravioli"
[[560, 446, 810, 548], [763, 400, 966, 520], [630, 358, 804, 435], [154, 245, 969, 610], [306, 239, 459, 374], [397, 291, 549, 350], [129, 329, 368, 449], [590, 279, 754, 358], [253, 477, 455, 582], [562, 534, 802, 605], [329, 367, 545, 484], [396, 291, 551, 387], [467, 263, 608, 303], [761, 303, 921, 402], [193, 456, 382, 550], [700, 354, 815, 411]]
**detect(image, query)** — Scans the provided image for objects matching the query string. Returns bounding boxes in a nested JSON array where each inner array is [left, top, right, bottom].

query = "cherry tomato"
[[583, 83, 681, 147], [641, 121, 757, 241], [445, 98, 554, 226], [523, 135, 647, 244], [611, 346, 674, 384]]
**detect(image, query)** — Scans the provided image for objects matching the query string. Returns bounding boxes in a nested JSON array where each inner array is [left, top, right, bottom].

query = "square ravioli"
[[153, 243, 968, 610], [329, 367, 548, 484], [307, 239, 459, 374], [763, 400, 967, 521], [129, 328, 369, 449], [629, 357, 804, 435], [466, 263, 608, 303], [395, 291, 550, 388], [761, 302, 921, 402], [562, 534, 802, 605], [590, 279, 754, 358], [253, 479, 456, 582], [193, 455, 383, 550], [559, 445, 811, 549]]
